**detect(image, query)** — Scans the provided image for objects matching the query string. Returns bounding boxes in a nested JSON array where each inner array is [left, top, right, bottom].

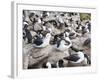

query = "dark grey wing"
[[69, 33, 75, 37], [70, 46, 83, 52], [63, 54, 80, 62], [83, 38, 91, 48]]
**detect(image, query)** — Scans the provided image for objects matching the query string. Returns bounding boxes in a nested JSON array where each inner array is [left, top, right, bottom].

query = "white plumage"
[[70, 51, 85, 63], [46, 62, 52, 68], [54, 37, 72, 51]]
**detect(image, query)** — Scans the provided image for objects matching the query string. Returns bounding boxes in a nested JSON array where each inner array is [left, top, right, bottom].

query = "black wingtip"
[[70, 46, 83, 52], [84, 54, 91, 65]]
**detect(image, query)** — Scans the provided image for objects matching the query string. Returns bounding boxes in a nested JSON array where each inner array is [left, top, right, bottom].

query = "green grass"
[[80, 13, 91, 21]]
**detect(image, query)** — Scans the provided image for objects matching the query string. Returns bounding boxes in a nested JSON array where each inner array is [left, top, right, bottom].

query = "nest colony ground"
[[23, 10, 91, 69]]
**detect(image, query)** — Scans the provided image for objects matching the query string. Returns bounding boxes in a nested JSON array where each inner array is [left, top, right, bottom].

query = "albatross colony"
[[23, 10, 91, 69]]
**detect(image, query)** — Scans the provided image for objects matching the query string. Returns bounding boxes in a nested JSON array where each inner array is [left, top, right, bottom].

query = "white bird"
[[47, 12, 50, 16], [71, 51, 85, 63], [42, 61, 57, 68], [33, 33, 51, 48], [64, 31, 70, 37], [23, 21, 29, 26], [42, 26, 46, 31], [58, 17, 64, 23], [38, 18, 41, 23], [54, 37, 72, 51], [46, 62, 52, 68], [64, 51, 91, 64], [85, 23, 90, 33]]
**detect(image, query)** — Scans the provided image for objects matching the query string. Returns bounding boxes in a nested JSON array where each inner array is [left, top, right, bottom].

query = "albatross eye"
[[65, 40, 70, 45]]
